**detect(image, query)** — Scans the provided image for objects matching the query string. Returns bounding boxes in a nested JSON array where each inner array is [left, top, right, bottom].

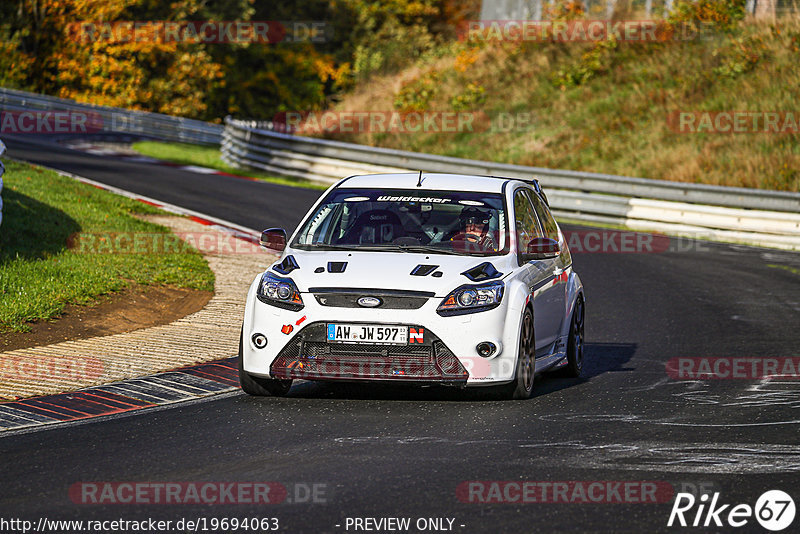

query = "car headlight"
[[437, 281, 504, 316], [256, 272, 304, 311]]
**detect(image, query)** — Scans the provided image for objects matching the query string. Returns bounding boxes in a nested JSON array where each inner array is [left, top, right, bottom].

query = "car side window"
[[528, 191, 559, 241], [514, 190, 544, 257]]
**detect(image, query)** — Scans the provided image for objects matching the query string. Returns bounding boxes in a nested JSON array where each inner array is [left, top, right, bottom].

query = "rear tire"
[[500, 308, 535, 400], [560, 297, 585, 378], [238, 327, 293, 396]]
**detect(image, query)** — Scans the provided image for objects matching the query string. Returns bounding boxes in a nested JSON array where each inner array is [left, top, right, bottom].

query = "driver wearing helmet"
[[450, 207, 496, 252]]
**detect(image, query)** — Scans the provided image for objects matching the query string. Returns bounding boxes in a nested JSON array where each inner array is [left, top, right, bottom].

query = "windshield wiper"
[[294, 243, 361, 251], [295, 243, 418, 252], [297, 243, 463, 255], [393, 245, 460, 255]]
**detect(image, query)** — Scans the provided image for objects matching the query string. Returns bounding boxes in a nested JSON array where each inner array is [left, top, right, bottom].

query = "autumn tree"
[[0, 0, 475, 120]]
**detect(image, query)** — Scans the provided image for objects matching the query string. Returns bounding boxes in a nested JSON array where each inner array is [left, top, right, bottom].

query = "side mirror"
[[524, 237, 560, 261], [260, 228, 287, 252]]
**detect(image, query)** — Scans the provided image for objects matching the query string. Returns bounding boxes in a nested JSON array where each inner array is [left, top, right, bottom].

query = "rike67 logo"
[[668, 490, 795, 531]]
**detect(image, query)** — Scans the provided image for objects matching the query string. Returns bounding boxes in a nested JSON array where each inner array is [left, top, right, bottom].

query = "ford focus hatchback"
[[239, 173, 585, 399]]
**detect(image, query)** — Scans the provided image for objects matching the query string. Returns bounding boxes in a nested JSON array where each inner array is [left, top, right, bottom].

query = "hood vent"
[[272, 255, 300, 275], [410, 264, 439, 277], [327, 261, 348, 273], [461, 262, 503, 282]]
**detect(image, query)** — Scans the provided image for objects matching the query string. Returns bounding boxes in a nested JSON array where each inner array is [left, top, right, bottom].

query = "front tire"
[[561, 297, 585, 378], [238, 327, 292, 396], [501, 308, 535, 400]]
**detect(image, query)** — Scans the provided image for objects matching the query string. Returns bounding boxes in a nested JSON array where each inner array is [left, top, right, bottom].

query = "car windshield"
[[292, 188, 509, 256]]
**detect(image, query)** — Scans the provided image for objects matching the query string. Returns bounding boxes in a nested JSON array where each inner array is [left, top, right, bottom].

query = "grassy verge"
[[131, 141, 328, 190], [0, 160, 215, 333]]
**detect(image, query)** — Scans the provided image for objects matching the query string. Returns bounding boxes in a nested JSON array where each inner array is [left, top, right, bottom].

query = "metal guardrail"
[[1, 86, 797, 249], [222, 117, 800, 250], [0, 87, 222, 145]]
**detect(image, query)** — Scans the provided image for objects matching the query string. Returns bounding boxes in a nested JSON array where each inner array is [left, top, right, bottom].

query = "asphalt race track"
[[2, 134, 800, 533]]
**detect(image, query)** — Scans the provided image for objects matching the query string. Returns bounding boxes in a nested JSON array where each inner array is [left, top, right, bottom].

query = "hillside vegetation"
[[320, 3, 800, 191]]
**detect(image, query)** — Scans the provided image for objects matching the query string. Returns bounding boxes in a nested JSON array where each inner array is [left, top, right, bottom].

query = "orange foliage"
[[8, 0, 224, 118]]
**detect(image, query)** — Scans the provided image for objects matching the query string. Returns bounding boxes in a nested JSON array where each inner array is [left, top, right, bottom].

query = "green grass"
[[0, 160, 215, 333], [131, 141, 328, 190]]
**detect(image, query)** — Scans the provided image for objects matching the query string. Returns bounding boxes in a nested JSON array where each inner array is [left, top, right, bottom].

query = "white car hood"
[[278, 250, 513, 297]]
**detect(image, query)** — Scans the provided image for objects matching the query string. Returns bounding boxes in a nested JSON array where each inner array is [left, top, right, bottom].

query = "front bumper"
[[242, 275, 523, 386], [270, 322, 468, 384]]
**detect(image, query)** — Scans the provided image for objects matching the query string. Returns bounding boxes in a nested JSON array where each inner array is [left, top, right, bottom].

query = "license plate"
[[327, 323, 408, 345]]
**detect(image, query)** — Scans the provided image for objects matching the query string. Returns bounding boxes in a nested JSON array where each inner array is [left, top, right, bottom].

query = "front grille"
[[309, 288, 434, 310], [270, 322, 467, 383], [313, 293, 428, 310]]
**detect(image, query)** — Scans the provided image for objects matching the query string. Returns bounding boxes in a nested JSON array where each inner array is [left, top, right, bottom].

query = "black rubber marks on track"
[[0, 358, 239, 432]]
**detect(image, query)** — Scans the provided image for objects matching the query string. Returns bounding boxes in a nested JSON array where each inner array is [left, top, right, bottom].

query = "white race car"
[[239, 173, 585, 399]]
